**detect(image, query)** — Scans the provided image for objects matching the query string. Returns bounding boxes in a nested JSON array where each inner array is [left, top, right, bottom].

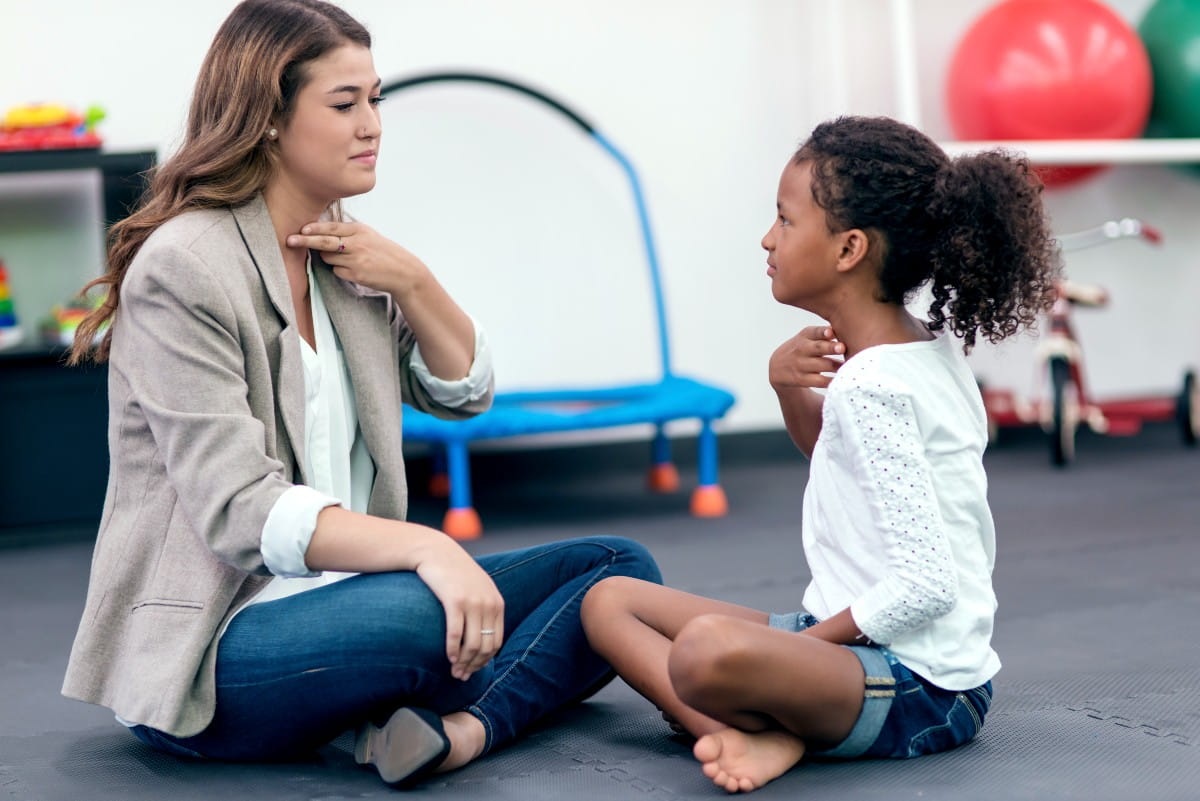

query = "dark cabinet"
[[0, 149, 154, 533]]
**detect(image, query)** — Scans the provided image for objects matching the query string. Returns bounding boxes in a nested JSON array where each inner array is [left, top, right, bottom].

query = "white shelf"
[[940, 139, 1200, 165]]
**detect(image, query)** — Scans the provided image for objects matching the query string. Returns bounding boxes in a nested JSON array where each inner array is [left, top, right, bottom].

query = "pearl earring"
[[267, 128, 278, 139]]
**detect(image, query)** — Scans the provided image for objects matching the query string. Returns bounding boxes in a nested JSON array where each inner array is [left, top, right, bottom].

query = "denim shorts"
[[768, 611, 992, 760]]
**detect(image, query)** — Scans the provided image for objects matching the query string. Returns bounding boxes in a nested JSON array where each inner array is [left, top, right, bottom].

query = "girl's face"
[[273, 44, 383, 205], [761, 160, 842, 310]]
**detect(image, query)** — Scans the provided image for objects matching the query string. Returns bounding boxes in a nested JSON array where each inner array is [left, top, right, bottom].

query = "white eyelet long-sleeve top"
[[801, 333, 1000, 691]]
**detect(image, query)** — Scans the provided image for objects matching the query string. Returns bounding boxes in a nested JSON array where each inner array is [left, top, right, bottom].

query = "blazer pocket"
[[131, 598, 204, 613]]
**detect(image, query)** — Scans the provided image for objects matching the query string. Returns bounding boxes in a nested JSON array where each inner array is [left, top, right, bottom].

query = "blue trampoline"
[[382, 72, 736, 539]]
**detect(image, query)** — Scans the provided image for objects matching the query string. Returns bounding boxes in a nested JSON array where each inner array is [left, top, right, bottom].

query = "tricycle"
[[980, 218, 1197, 466]]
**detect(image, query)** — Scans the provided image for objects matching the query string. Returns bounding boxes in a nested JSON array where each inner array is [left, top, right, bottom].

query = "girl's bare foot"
[[693, 727, 806, 793], [435, 711, 487, 772]]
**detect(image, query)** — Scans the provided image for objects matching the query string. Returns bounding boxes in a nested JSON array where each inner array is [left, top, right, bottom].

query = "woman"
[[62, 0, 659, 787]]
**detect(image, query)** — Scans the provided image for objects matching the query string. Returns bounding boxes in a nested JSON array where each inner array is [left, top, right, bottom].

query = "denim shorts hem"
[[808, 644, 895, 759], [767, 611, 894, 758], [767, 610, 991, 761]]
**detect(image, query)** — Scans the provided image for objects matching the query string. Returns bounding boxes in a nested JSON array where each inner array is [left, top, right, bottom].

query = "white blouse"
[[801, 333, 1001, 691]]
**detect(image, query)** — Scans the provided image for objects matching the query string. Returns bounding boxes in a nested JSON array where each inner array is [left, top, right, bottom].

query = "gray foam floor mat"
[[3, 423, 1198, 799]]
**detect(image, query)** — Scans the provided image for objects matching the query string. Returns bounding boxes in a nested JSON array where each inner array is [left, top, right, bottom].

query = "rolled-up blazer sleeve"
[[391, 303, 494, 420]]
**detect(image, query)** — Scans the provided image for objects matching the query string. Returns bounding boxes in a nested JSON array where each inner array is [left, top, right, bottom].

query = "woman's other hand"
[[306, 510, 503, 680], [412, 535, 505, 681]]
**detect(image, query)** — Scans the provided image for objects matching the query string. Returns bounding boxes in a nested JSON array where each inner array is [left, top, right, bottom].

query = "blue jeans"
[[768, 612, 992, 760], [131, 535, 660, 760]]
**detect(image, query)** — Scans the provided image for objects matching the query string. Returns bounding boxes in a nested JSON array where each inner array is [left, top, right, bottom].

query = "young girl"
[[582, 115, 1059, 793]]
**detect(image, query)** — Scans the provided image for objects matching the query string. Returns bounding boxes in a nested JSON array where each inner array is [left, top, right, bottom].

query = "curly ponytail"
[[796, 116, 1060, 351], [926, 152, 1059, 350]]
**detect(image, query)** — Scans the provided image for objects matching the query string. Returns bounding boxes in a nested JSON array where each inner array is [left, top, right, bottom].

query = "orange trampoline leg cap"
[[428, 473, 451, 499], [443, 508, 482, 540], [690, 485, 728, 518], [646, 462, 681, 493]]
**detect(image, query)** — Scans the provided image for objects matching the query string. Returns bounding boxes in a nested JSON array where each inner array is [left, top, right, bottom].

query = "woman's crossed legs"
[[132, 536, 661, 779]]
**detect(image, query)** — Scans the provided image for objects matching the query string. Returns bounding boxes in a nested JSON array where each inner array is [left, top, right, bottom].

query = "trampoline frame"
[[381, 72, 736, 538]]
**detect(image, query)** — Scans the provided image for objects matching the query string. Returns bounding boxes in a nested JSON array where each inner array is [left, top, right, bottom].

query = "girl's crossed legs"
[[582, 577, 867, 793]]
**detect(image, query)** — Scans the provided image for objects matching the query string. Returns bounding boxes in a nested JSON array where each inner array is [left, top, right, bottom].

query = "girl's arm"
[[796, 607, 871, 646], [834, 380, 960, 645], [770, 326, 844, 458], [774, 386, 825, 459]]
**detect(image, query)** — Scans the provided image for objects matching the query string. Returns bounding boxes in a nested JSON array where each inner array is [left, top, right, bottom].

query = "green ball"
[[1139, 0, 1200, 138]]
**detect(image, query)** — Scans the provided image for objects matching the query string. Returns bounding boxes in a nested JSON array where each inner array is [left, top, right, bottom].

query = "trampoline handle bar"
[[377, 71, 675, 378], [380, 72, 596, 136]]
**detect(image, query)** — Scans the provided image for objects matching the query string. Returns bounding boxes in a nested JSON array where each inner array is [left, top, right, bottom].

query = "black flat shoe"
[[354, 707, 452, 787]]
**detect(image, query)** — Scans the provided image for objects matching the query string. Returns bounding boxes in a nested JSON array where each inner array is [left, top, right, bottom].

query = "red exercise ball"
[[946, 0, 1152, 187]]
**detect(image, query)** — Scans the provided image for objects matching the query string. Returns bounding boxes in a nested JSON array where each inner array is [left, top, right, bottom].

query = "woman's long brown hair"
[[68, 0, 370, 365]]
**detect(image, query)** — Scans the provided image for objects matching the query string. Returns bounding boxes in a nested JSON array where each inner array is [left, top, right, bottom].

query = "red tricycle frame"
[[980, 218, 1198, 465]]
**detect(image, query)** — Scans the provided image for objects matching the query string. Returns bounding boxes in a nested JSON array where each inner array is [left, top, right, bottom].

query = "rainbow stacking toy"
[[0, 260, 23, 349]]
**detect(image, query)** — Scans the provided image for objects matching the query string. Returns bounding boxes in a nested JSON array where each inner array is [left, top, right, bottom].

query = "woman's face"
[[273, 44, 382, 204]]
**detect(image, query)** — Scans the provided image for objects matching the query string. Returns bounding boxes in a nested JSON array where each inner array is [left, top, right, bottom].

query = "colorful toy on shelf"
[[946, 0, 1153, 187], [980, 218, 1198, 465], [0, 103, 105, 152], [0, 260, 23, 349], [40, 290, 106, 348]]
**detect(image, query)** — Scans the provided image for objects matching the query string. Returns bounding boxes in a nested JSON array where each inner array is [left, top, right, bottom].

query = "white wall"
[[2, 0, 1197, 440]]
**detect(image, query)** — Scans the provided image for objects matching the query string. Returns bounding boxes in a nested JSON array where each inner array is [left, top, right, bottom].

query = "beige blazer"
[[61, 194, 491, 737]]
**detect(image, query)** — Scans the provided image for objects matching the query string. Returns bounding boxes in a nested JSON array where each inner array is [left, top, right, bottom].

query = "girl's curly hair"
[[795, 116, 1061, 351]]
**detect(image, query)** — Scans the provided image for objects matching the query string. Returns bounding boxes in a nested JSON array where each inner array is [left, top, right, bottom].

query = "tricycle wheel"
[[1179, 370, 1198, 447], [1049, 356, 1076, 466]]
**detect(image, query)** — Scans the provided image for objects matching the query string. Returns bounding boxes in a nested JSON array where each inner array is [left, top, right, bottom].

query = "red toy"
[[0, 103, 104, 151], [981, 218, 1197, 465], [946, 0, 1153, 187]]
